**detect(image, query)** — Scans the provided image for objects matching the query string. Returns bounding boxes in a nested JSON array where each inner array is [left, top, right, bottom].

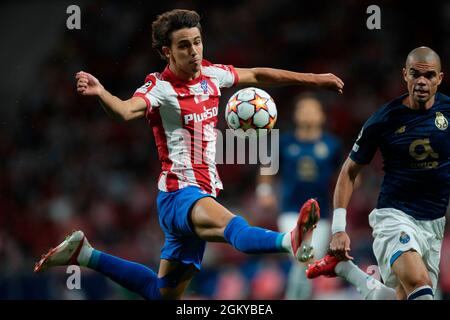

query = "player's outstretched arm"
[[75, 71, 146, 121], [235, 68, 344, 94], [329, 157, 364, 260]]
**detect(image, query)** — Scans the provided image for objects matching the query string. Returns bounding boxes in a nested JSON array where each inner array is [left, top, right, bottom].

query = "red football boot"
[[291, 198, 320, 262], [34, 230, 91, 273], [306, 254, 341, 279]]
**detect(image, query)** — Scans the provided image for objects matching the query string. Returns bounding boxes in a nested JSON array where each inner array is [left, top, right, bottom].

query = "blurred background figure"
[[257, 93, 342, 299], [1, 0, 450, 299]]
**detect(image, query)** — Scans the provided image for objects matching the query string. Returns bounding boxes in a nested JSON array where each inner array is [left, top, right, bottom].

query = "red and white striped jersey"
[[133, 60, 239, 197]]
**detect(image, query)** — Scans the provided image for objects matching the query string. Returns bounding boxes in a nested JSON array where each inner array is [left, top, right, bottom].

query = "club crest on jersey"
[[435, 112, 448, 130], [314, 142, 329, 159], [399, 231, 410, 244], [201, 80, 208, 94]]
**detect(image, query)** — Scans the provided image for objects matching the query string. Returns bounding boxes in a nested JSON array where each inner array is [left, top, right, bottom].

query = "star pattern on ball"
[[249, 93, 269, 112], [264, 115, 277, 129], [227, 96, 241, 113], [239, 118, 254, 130]]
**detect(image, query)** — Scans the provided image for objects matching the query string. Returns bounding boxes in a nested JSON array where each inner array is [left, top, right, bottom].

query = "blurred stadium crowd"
[[1, 0, 450, 299]]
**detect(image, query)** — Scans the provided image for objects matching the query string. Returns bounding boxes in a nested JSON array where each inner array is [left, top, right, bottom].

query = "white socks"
[[77, 240, 94, 267], [281, 232, 293, 254], [335, 261, 396, 300]]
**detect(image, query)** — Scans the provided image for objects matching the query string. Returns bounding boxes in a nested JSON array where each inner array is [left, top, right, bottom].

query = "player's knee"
[[403, 272, 432, 292], [156, 262, 196, 300], [190, 199, 235, 241]]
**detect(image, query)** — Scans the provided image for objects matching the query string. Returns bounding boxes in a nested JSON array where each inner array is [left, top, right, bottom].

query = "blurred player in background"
[[33, 9, 344, 299], [257, 93, 342, 299], [307, 47, 448, 300]]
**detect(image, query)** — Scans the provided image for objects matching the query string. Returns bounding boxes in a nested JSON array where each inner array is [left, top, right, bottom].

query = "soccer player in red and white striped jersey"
[[132, 60, 238, 198], [35, 9, 344, 299]]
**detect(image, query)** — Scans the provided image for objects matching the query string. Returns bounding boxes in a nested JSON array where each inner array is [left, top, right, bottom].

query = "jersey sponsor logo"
[[435, 112, 448, 130], [409, 138, 439, 169], [410, 161, 439, 169], [409, 138, 439, 161], [399, 231, 410, 244], [184, 106, 219, 125]]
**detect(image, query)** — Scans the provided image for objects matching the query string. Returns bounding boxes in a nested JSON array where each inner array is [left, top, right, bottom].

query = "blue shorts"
[[156, 186, 213, 270]]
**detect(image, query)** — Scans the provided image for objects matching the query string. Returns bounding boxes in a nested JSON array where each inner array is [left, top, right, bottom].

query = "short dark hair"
[[151, 9, 202, 61]]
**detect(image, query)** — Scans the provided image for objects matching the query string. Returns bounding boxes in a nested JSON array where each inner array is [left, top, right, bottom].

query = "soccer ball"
[[225, 87, 277, 136]]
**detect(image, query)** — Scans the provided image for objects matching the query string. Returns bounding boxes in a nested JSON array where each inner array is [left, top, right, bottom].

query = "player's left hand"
[[313, 73, 344, 94], [329, 231, 353, 260]]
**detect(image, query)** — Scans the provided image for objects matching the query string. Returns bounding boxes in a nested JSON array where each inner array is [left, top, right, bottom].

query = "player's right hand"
[[75, 71, 104, 96], [329, 231, 353, 261], [313, 73, 344, 95]]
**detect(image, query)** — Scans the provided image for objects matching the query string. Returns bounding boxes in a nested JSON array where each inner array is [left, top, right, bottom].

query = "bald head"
[[406, 46, 441, 72], [403, 46, 444, 109]]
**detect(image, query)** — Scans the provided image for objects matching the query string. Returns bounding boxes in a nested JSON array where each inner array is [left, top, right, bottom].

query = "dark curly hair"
[[152, 9, 202, 61]]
